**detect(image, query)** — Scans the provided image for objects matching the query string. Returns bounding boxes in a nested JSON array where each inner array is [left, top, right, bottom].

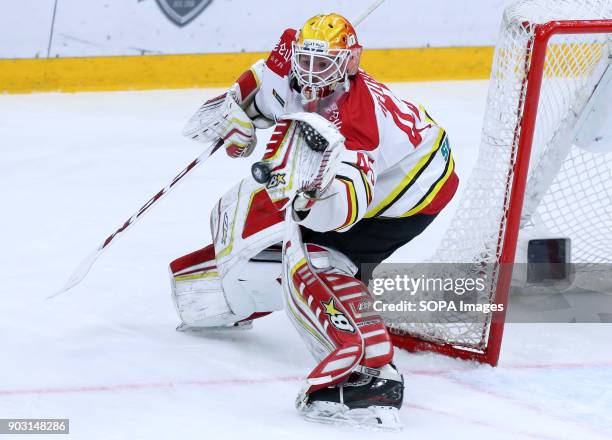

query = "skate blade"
[[175, 321, 253, 333], [299, 401, 402, 432]]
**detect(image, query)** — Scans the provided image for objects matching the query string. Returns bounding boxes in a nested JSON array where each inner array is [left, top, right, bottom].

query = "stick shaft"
[[99, 141, 221, 253], [352, 0, 387, 26], [52, 139, 223, 297]]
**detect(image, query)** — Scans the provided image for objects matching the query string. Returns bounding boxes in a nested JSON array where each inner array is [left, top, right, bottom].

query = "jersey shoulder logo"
[[266, 29, 297, 77]]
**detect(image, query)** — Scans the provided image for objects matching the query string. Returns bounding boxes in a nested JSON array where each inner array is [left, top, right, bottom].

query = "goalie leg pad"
[[170, 244, 283, 329], [170, 245, 237, 328], [316, 269, 394, 369], [283, 242, 393, 393]]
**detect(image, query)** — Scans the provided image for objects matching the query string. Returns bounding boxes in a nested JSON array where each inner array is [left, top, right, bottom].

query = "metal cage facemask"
[[291, 40, 352, 102]]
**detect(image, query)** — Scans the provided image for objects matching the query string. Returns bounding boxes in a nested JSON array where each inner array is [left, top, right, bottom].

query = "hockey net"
[[383, 0, 612, 365]]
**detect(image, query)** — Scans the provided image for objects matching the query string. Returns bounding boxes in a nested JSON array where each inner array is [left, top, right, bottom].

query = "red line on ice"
[[404, 403, 563, 440], [1, 360, 610, 398], [0, 376, 302, 396], [504, 360, 612, 370], [415, 371, 612, 439], [409, 359, 612, 376]]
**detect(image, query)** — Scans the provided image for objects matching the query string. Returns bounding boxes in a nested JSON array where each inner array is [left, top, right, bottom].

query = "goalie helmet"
[[291, 13, 362, 103]]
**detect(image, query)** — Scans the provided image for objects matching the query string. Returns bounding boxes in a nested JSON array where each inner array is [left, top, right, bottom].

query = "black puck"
[[251, 161, 271, 184]]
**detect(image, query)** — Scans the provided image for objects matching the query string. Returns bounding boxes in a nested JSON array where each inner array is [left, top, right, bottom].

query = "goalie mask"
[[291, 13, 362, 103]]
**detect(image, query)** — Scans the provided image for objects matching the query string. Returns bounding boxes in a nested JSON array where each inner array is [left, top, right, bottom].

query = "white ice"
[[1, 82, 611, 440]]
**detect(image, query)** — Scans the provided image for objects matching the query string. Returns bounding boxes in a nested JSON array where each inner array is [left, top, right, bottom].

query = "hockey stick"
[[352, 0, 387, 26], [51, 139, 224, 298]]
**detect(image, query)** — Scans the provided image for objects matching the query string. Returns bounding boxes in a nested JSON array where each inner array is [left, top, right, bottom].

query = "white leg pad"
[[170, 245, 284, 328], [171, 256, 240, 328]]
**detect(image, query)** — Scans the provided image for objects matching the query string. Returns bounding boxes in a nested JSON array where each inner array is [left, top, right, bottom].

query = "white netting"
[[384, 0, 612, 353]]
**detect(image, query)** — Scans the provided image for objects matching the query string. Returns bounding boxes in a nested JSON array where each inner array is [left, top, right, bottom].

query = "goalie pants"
[[302, 213, 438, 282]]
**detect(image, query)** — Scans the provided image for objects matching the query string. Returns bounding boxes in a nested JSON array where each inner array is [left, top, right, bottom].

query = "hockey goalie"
[[170, 13, 458, 430]]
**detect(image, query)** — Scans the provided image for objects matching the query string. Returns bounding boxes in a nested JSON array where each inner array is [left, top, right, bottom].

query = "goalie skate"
[[296, 364, 404, 432]]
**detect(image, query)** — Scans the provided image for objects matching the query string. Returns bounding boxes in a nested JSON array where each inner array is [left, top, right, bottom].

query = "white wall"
[[0, 0, 514, 59], [0, 0, 57, 58]]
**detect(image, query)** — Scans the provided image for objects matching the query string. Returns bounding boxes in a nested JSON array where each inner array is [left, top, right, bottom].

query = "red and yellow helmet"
[[291, 13, 362, 102]]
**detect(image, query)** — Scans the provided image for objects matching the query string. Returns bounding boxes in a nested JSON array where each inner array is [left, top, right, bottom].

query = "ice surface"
[[1, 83, 611, 439]]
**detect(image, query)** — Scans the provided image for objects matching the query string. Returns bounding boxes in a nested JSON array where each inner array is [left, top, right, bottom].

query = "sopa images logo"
[[155, 0, 213, 27]]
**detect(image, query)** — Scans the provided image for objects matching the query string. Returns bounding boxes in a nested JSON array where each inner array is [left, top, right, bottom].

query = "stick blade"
[[49, 250, 101, 299]]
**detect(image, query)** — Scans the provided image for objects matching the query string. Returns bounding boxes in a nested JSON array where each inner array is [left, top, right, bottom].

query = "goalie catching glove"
[[252, 112, 345, 217], [182, 90, 257, 158]]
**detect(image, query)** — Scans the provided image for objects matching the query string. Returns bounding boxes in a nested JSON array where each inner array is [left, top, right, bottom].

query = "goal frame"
[[390, 18, 612, 366]]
